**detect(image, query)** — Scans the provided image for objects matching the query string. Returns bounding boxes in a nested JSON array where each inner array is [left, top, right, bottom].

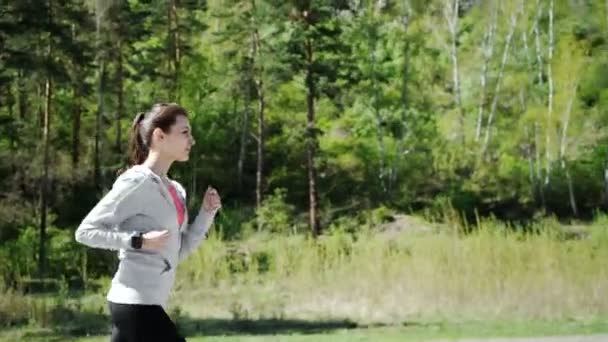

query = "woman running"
[[75, 103, 222, 342]]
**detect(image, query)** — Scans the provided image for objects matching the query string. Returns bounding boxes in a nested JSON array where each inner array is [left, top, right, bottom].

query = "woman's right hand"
[[142, 230, 169, 251]]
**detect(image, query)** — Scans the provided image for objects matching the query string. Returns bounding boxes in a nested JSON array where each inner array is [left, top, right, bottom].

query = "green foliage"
[[213, 205, 255, 240], [579, 58, 608, 108], [0, 227, 39, 288], [2, 0, 608, 294], [243, 188, 296, 235], [0, 226, 87, 290]]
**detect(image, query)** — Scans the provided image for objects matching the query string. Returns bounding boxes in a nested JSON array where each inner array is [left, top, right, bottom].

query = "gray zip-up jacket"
[[75, 164, 217, 308]]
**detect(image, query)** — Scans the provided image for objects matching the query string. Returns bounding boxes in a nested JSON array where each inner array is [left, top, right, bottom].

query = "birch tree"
[[444, 0, 464, 144], [475, 0, 497, 142], [482, 5, 519, 154]]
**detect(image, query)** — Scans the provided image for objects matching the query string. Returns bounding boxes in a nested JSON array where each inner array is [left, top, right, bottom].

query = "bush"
[[212, 205, 254, 240], [244, 188, 296, 235], [0, 225, 87, 290], [579, 58, 608, 107], [0, 226, 39, 288], [0, 288, 30, 327]]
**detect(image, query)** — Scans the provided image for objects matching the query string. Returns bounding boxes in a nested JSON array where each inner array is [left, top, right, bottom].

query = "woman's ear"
[[152, 127, 165, 142]]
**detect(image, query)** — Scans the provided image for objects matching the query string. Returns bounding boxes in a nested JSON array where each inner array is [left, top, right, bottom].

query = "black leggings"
[[108, 301, 186, 342]]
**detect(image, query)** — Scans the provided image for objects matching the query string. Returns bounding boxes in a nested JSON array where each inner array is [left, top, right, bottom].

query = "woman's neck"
[[142, 152, 173, 178]]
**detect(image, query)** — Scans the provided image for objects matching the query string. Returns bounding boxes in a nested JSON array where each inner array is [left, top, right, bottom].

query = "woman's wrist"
[[202, 206, 219, 215]]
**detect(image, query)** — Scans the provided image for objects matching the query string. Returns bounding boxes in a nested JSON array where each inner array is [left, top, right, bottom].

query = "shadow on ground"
[[8, 310, 363, 340], [176, 316, 359, 336]]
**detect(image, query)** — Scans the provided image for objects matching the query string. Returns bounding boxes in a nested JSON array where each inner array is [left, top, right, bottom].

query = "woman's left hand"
[[202, 186, 222, 213]]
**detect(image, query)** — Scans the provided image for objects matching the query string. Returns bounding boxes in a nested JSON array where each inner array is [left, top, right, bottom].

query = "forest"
[[1, 0, 608, 340]]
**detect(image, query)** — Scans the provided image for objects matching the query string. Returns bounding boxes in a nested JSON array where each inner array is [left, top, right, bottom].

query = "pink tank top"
[[167, 184, 185, 228]]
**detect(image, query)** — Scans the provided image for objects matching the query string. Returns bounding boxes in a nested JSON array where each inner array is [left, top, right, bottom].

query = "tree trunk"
[[525, 125, 535, 197], [527, 0, 545, 209], [17, 70, 27, 195], [255, 80, 265, 210], [7, 85, 16, 183], [95, 59, 106, 190], [94, 4, 107, 190], [520, 0, 530, 65], [168, 0, 180, 100], [81, 248, 88, 291], [559, 83, 578, 216], [39, 75, 51, 279], [564, 163, 578, 216], [533, 0, 544, 86], [39, 0, 53, 277], [18, 70, 27, 120], [72, 21, 82, 170], [237, 94, 250, 195], [482, 11, 518, 154], [534, 122, 546, 208], [559, 87, 576, 162], [305, 36, 320, 237], [520, 0, 544, 209], [116, 38, 124, 154], [71, 15, 87, 283], [72, 72, 82, 169], [475, 2, 496, 142], [37, 83, 43, 132], [545, 0, 555, 184], [251, 3, 265, 210], [369, 12, 386, 195], [445, 0, 464, 144], [604, 161, 608, 211]]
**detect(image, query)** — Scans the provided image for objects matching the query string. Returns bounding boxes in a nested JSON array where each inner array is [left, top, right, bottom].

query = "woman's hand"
[[202, 186, 222, 213], [142, 230, 169, 252]]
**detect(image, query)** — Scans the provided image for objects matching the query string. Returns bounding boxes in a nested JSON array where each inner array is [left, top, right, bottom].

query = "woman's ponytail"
[[128, 112, 148, 167]]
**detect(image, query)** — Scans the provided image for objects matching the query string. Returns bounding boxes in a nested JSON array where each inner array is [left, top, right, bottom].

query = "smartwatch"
[[130, 232, 144, 249]]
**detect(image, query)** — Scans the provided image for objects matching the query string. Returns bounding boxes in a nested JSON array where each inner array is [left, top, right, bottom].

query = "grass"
[[173, 217, 608, 323], [2, 216, 608, 340], [2, 318, 608, 341]]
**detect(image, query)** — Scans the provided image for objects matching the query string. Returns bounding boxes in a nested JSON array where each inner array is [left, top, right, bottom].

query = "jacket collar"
[[131, 164, 174, 208], [130, 164, 189, 229]]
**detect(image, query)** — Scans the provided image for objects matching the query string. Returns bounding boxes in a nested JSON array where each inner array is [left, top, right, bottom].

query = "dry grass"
[[2, 216, 607, 332], [173, 217, 608, 324]]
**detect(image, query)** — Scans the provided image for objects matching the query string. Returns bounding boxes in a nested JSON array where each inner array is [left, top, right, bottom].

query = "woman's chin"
[[176, 154, 190, 162]]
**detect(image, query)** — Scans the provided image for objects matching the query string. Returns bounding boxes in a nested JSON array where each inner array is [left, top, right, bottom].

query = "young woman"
[[75, 103, 221, 342]]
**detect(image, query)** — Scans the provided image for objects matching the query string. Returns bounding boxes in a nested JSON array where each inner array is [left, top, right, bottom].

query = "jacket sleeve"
[[74, 173, 146, 251], [175, 182, 218, 262]]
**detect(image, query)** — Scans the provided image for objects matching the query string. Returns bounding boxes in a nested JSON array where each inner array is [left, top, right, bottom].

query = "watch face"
[[132, 235, 142, 249]]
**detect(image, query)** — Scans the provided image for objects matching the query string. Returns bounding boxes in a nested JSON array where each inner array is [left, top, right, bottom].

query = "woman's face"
[[153, 115, 195, 162]]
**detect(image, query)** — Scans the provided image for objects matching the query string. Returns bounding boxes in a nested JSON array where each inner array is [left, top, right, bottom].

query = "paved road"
[[434, 335, 608, 342]]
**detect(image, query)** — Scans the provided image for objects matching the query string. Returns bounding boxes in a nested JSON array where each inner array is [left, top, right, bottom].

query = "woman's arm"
[[178, 207, 218, 262], [75, 173, 146, 250], [173, 182, 220, 262]]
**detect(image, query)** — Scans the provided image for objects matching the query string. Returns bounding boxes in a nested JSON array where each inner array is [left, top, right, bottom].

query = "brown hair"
[[128, 103, 189, 166]]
